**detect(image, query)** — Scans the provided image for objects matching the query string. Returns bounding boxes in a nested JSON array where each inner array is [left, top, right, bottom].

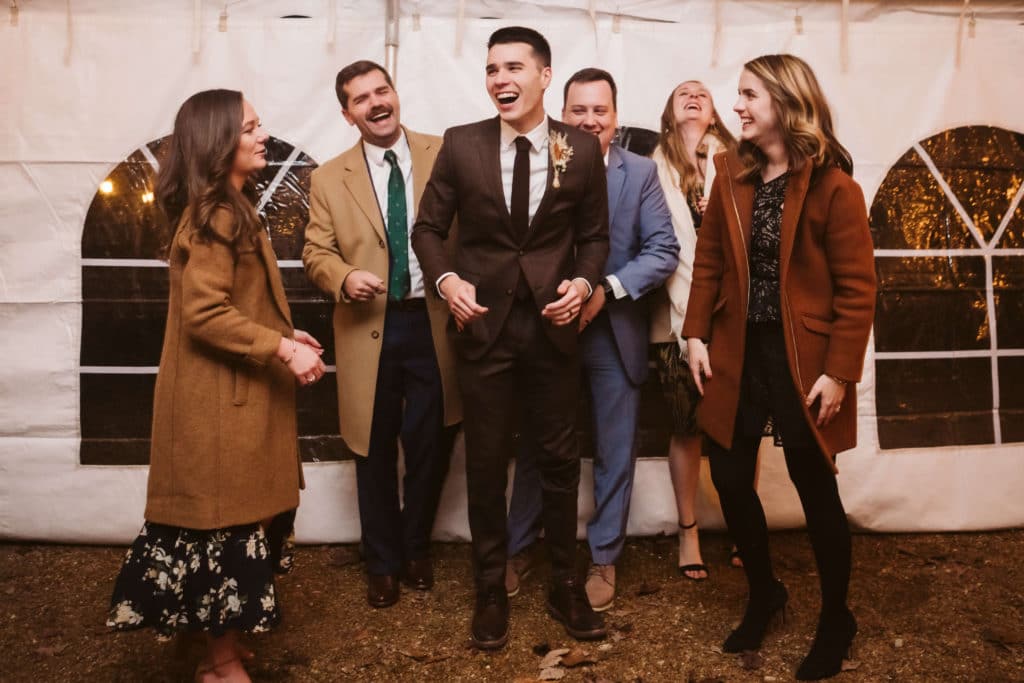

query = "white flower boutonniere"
[[548, 130, 575, 189]]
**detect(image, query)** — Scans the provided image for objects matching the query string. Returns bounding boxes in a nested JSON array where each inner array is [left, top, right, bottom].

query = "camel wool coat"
[[144, 207, 303, 530], [302, 128, 460, 457], [682, 151, 877, 470]]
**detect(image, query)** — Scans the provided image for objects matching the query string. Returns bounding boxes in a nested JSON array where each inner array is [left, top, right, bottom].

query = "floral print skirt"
[[106, 510, 295, 640]]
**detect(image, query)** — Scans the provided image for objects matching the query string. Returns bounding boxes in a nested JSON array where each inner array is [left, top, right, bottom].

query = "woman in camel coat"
[[107, 89, 325, 682]]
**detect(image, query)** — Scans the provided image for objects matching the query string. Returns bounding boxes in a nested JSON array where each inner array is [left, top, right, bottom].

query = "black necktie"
[[511, 136, 532, 239]]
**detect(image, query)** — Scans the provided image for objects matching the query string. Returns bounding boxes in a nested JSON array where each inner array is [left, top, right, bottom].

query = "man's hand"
[[342, 270, 386, 302], [542, 279, 587, 327], [440, 275, 489, 329], [578, 283, 605, 332]]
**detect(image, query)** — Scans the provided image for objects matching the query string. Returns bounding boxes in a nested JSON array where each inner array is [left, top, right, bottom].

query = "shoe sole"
[[546, 602, 608, 640], [590, 597, 614, 613], [505, 566, 532, 599], [471, 628, 509, 650]]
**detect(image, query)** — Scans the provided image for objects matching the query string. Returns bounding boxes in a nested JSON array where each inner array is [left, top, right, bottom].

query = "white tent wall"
[[1, 1, 1022, 543]]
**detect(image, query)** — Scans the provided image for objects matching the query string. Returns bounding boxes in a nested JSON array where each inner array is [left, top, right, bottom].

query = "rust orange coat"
[[682, 151, 877, 469], [145, 208, 303, 529]]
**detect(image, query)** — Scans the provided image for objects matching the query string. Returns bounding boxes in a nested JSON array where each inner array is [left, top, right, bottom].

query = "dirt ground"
[[1, 530, 1023, 682]]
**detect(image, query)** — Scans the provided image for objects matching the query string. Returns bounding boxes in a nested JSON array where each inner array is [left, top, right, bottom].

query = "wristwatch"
[[600, 277, 615, 300]]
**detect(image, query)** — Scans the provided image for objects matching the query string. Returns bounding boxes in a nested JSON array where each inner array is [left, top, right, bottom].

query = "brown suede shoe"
[[585, 563, 616, 612], [402, 558, 434, 591], [366, 573, 399, 608], [505, 549, 535, 598]]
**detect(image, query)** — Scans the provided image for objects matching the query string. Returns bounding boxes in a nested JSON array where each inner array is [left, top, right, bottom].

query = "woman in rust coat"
[[106, 89, 325, 682], [682, 55, 876, 680]]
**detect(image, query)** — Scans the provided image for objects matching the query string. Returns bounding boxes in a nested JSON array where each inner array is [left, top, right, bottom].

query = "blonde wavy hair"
[[657, 80, 736, 207], [736, 54, 852, 182]]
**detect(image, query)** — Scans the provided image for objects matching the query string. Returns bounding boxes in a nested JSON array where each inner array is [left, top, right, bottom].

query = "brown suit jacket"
[[682, 151, 877, 468], [145, 208, 302, 529], [303, 128, 460, 457], [412, 117, 609, 359]]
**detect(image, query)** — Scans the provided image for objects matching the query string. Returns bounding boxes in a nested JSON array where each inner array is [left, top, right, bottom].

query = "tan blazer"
[[682, 151, 877, 468], [145, 208, 302, 530], [303, 128, 460, 456]]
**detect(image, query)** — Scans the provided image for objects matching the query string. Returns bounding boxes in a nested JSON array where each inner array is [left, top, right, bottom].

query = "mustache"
[[369, 105, 392, 119]]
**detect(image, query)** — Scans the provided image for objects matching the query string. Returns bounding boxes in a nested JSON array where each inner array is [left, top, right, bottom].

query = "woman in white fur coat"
[[648, 80, 739, 580]]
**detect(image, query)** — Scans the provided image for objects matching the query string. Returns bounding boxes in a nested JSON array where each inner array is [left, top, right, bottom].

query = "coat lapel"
[[606, 144, 626, 226], [779, 162, 812, 286], [258, 231, 293, 327], [406, 127, 433, 210], [476, 117, 509, 226], [340, 143, 387, 243], [718, 153, 754, 314]]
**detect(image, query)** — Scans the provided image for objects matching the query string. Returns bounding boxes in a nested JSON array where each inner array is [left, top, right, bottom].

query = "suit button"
[[379, 239, 385, 248], [505, 288, 513, 296], [371, 331, 380, 339]]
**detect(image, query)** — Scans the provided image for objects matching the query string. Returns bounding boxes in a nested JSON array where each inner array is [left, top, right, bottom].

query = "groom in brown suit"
[[412, 27, 609, 649]]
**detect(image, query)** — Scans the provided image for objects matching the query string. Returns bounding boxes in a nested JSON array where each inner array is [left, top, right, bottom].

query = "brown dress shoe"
[[547, 577, 607, 641], [471, 586, 510, 650], [366, 574, 399, 608], [402, 558, 434, 591], [585, 563, 616, 612]]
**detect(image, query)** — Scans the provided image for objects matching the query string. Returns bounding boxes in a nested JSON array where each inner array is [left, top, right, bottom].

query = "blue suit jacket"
[[599, 144, 679, 385]]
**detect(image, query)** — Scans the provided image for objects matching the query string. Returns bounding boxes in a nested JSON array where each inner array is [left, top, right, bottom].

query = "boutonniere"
[[548, 130, 575, 189]]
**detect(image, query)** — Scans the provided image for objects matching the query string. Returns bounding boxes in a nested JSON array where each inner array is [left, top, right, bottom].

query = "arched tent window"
[[871, 126, 1024, 449], [79, 136, 349, 464]]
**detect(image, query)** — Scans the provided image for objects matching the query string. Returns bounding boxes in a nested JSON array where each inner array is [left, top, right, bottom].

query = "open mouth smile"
[[496, 92, 519, 105]]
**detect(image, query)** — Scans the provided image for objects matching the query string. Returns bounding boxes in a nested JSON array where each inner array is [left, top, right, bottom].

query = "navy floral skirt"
[[106, 510, 295, 640]]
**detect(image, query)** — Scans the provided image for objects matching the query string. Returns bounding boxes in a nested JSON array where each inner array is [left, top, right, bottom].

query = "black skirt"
[[106, 510, 295, 640]]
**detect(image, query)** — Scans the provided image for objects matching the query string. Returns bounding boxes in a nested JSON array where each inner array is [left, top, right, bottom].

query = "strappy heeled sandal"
[[677, 521, 709, 581]]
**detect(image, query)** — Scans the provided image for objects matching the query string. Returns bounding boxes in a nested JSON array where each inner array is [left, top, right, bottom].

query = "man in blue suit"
[[506, 68, 679, 610]]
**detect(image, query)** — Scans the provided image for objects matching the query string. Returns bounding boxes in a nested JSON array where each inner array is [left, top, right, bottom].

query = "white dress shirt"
[[363, 130, 425, 299]]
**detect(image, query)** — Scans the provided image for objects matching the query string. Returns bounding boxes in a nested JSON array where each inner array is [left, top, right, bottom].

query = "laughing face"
[[562, 79, 617, 156], [231, 98, 268, 188], [342, 68, 402, 148], [486, 41, 551, 133], [672, 80, 714, 130], [734, 69, 781, 150]]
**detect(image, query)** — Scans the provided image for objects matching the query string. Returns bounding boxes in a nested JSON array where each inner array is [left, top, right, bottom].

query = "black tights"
[[707, 430, 851, 618]]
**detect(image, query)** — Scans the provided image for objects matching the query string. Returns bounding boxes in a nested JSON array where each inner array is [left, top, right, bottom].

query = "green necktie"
[[384, 149, 410, 301]]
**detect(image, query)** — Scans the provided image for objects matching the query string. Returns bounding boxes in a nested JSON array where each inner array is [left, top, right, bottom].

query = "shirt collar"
[[499, 116, 549, 153], [363, 129, 409, 167]]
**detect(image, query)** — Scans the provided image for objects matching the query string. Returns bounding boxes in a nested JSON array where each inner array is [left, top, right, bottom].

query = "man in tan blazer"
[[303, 60, 460, 609]]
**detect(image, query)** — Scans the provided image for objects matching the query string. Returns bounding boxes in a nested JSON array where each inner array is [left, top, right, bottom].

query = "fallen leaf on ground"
[[841, 658, 861, 671], [539, 666, 566, 680], [597, 643, 613, 652], [398, 647, 430, 661], [539, 647, 570, 668], [36, 643, 66, 656], [561, 648, 596, 667]]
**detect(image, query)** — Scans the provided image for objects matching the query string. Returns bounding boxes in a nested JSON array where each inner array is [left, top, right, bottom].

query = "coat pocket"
[[232, 368, 249, 406], [801, 313, 834, 336]]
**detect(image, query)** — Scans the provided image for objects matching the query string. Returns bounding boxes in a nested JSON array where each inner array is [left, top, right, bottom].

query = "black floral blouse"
[[748, 172, 789, 323]]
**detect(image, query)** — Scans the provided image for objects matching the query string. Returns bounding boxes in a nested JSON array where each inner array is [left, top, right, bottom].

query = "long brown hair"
[[736, 54, 852, 182], [657, 80, 736, 206], [154, 89, 260, 255]]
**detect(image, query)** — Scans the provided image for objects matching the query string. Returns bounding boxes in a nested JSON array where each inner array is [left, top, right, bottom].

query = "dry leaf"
[[398, 647, 430, 661], [539, 647, 570, 668], [36, 644, 66, 657], [561, 648, 596, 667], [539, 666, 567, 680], [597, 643, 613, 651], [635, 582, 660, 596], [841, 658, 861, 671]]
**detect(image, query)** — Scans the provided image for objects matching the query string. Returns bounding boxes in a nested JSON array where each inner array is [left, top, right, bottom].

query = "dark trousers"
[[458, 300, 582, 590], [355, 304, 450, 576], [707, 322, 851, 616]]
